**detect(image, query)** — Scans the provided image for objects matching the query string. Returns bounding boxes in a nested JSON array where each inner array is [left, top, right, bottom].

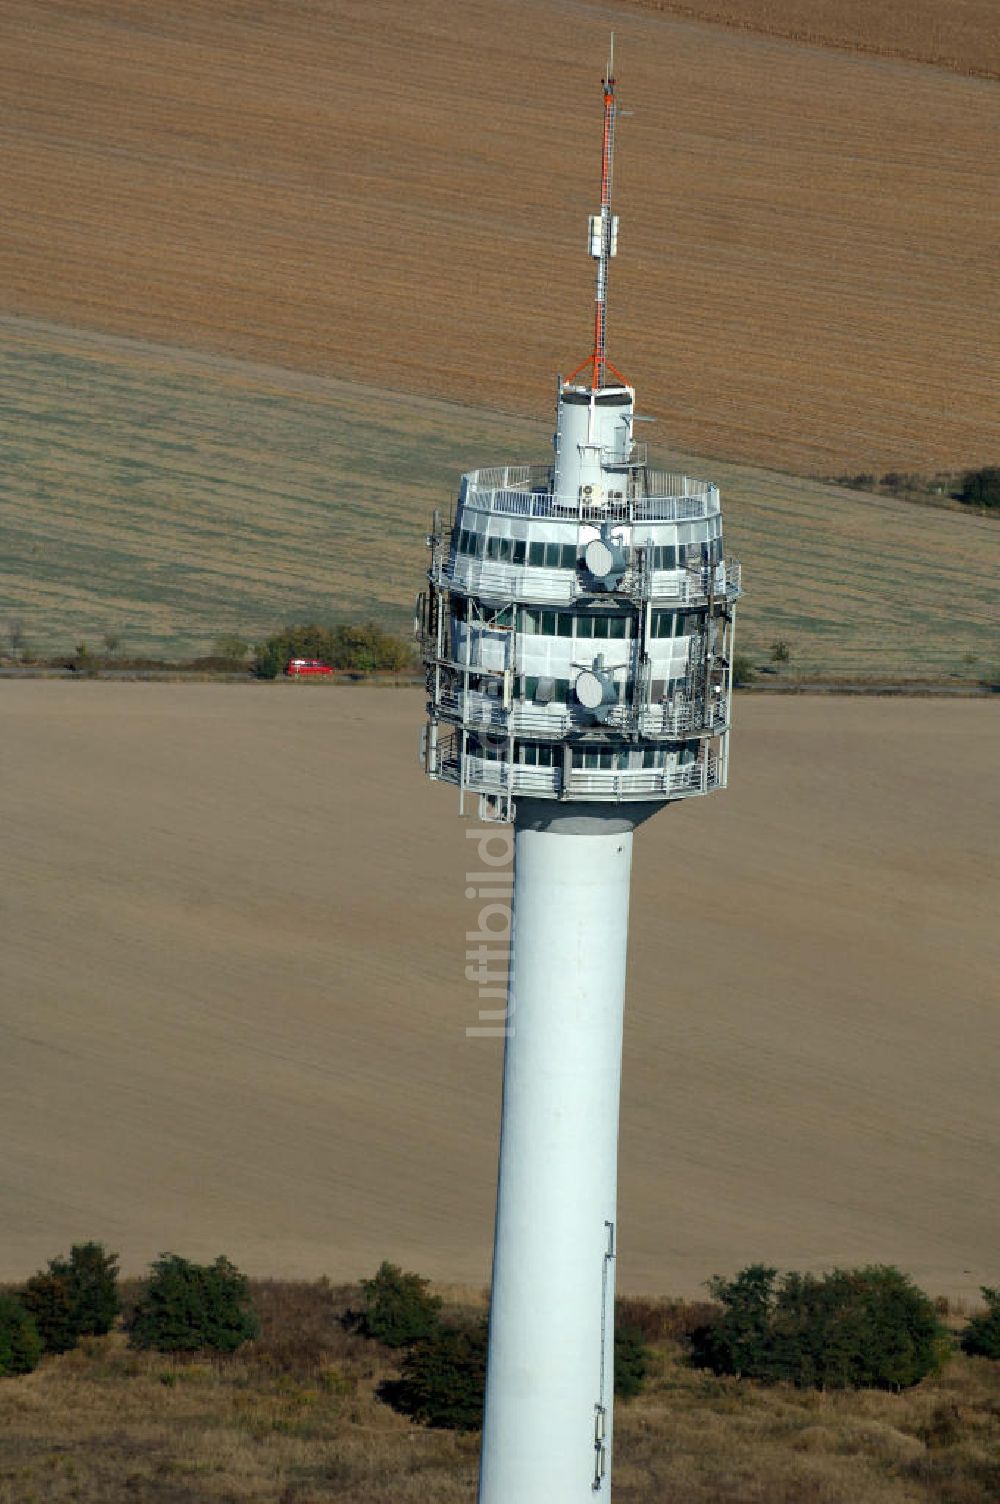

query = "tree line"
[[251, 621, 416, 678], [1, 620, 417, 676], [3, 1247, 999, 1434]]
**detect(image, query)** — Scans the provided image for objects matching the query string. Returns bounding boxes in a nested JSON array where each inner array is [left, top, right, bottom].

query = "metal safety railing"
[[622, 557, 742, 605], [433, 551, 741, 608], [459, 466, 720, 524], [436, 752, 720, 801], [440, 556, 579, 604], [436, 687, 729, 739]]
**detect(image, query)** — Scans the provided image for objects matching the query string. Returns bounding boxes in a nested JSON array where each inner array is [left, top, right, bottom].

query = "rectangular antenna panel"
[[589, 216, 619, 257]]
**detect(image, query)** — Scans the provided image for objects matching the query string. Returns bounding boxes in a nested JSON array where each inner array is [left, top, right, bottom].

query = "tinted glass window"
[[524, 678, 568, 703], [523, 539, 576, 568], [523, 743, 558, 767]]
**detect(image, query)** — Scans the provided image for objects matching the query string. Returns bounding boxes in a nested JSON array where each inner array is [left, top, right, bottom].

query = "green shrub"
[[382, 1312, 651, 1425], [23, 1242, 120, 1354], [959, 467, 1000, 509], [383, 1319, 487, 1430], [21, 1273, 77, 1355], [770, 639, 790, 664], [252, 621, 414, 678], [128, 1254, 259, 1354], [213, 633, 249, 662], [356, 1261, 442, 1348], [254, 643, 282, 678], [0, 1294, 42, 1378], [693, 1264, 777, 1380], [691, 1264, 943, 1390], [961, 1287, 1000, 1359], [732, 653, 756, 687], [614, 1324, 652, 1399], [68, 641, 99, 675]]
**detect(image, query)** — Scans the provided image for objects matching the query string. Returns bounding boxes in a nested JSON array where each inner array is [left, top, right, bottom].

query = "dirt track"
[[2, 0, 998, 473], [3, 683, 996, 1300]]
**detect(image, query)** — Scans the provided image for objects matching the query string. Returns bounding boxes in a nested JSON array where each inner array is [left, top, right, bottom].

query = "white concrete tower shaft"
[[477, 805, 648, 1501]]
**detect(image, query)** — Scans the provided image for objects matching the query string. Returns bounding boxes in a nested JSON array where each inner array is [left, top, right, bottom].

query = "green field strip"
[[1, 320, 996, 670]]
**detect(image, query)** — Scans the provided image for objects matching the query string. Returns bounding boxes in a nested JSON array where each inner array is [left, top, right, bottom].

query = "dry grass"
[[0, 0, 997, 477], [0, 1280, 997, 1503], [0, 320, 995, 676]]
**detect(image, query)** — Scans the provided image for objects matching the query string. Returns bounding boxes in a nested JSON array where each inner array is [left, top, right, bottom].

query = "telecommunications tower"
[[419, 63, 740, 1502]]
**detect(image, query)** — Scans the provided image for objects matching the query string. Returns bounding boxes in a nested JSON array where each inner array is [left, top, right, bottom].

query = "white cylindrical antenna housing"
[[553, 385, 634, 504]]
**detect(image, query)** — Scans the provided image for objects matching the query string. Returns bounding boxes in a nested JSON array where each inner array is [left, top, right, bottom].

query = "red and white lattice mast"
[[567, 52, 628, 393]]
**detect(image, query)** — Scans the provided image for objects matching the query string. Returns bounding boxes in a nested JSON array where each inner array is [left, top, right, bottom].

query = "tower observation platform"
[[420, 412, 740, 821], [419, 70, 739, 828], [418, 60, 741, 1504]]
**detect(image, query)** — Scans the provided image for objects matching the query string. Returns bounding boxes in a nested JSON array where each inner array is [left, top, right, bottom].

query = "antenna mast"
[[593, 40, 616, 387], [568, 44, 628, 389]]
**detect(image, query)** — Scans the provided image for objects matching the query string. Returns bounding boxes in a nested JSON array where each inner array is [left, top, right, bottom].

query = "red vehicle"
[[285, 658, 334, 678]]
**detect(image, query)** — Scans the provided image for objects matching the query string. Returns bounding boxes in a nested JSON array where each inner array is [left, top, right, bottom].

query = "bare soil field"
[[3, 684, 997, 1304], [627, 0, 1000, 78], [1, 0, 997, 475], [2, 319, 996, 677]]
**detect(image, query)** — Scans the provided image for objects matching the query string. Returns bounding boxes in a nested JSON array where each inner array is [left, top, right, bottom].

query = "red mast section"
[[566, 58, 629, 390]]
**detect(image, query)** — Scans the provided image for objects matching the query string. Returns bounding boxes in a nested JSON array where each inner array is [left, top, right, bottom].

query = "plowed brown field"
[[3, 684, 997, 1300], [2, 0, 997, 474], [629, 0, 1000, 78]]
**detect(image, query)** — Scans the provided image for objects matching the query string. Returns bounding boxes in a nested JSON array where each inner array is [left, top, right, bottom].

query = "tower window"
[[526, 541, 578, 569], [575, 614, 631, 640], [521, 743, 559, 767], [519, 609, 574, 637], [522, 676, 570, 702], [571, 748, 617, 770], [651, 611, 703, 639]]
